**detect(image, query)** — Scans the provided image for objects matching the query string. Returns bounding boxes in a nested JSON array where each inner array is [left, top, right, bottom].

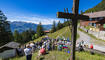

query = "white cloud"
[[6, 14, 60, 25]]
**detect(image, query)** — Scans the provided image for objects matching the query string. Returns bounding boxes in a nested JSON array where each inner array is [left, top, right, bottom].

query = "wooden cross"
[[57, 0, 89, 60]]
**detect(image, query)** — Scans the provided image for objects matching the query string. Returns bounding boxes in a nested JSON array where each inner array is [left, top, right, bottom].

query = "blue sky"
[[0, 0, 102, 25]]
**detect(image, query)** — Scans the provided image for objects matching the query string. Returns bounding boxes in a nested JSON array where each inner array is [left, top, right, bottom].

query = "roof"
[[84, 11, 105, 18], [44, 30, 50, 33], [0, 42, 20, 49], [0, 42, 20, 52]]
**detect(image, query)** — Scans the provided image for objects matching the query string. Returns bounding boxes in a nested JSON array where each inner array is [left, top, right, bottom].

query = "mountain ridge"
[[10, 21, 52, 33]]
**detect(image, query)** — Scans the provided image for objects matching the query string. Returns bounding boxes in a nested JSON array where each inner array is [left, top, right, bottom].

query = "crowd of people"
[[16, 36, 72, 60], [16, 36, 94, 60], [77, 40, 94, 55]]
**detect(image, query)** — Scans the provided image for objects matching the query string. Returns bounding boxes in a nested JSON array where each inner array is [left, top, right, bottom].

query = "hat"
[[26, 44, 30, 48]]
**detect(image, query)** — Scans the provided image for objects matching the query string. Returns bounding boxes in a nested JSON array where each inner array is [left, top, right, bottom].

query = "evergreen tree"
[[36, 22, 44, 37], [14, 29, 35, 43], [28, 28, 36, 39], [0, 10, 13, 46], [51, 21, 56, 32], [57, 21, 62, 30], [14, 30, 22, 43], [63, 19, 66, 27], [21, 30, 29, 43]]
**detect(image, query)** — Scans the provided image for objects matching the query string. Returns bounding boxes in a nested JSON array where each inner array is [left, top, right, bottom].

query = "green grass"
[[34, 26, 79, 42], [9, 51, 105, 60], [76, 51, 105, 60], [34, 27, 70, 42], [9, 51, 70, 60]]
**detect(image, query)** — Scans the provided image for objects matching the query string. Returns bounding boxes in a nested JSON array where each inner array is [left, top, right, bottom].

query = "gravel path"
[[77, 30, 105, 52], [77, 30, 91, 44]]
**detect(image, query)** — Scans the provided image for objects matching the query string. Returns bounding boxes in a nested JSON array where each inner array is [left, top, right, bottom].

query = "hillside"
[[9, 27, 105, 60], [85, 0, 105, 13], [34, 26, 72, 42], [10, 21, 52, 33]]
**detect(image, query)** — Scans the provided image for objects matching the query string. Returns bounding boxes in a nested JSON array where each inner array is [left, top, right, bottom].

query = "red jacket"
[[40, 48, 46, 54], [90, 44, 93, 49]]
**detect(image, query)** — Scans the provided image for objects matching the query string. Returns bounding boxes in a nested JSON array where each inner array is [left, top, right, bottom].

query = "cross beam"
[[57, 0, 89, 60], [57, 12, 89, 20]]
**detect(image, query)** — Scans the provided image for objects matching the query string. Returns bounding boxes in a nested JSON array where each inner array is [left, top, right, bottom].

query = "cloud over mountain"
[[7, 14, 60, 25]]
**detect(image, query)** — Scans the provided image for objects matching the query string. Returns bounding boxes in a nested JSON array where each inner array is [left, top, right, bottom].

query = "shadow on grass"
[[39, 52, 49, 60], [40, 57, 44, 60]]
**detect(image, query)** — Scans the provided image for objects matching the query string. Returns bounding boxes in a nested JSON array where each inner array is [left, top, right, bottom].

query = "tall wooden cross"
[[57, 0, 89, 60]]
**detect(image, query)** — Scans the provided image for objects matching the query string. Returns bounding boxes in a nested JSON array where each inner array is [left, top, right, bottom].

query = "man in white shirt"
[[24, 44, 32, 60]]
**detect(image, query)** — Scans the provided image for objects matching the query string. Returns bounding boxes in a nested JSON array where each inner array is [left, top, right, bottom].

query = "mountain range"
[[10, 21, 52, 33]]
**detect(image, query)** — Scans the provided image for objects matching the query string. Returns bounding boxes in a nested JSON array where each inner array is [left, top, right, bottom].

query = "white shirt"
[[24, 48, 32, 55]]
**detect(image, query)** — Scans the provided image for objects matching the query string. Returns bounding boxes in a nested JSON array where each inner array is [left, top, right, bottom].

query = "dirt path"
[[77, 30, 105, 52]]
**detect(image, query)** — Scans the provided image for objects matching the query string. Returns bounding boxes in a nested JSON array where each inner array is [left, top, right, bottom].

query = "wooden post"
[[57, 0, 89, 60], [70, 0, 79, 60]]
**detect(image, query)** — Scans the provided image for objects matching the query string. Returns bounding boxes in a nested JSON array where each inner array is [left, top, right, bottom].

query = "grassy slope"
[[34, 26, 79, 42], [85, 0, 105, 13], [10, 27, 105, 60], [34, 27, 71, 42]]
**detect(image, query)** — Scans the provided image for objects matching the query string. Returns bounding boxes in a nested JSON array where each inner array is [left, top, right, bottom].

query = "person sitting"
[[90, 44, 94, 55], [78, 43, 84, 52], [90, 44, 93, 49], [40, 47, 46, 55], [37, 47, 46, 59], [81, 40, 84, 46], [47, 43, 51, 51], [58, 44, 62, 51]]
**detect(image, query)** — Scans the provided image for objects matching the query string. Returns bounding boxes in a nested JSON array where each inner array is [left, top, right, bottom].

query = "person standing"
[[30, 42, 35, 53], [24, 44, 32, 60], [17, 45, 23, 56]]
